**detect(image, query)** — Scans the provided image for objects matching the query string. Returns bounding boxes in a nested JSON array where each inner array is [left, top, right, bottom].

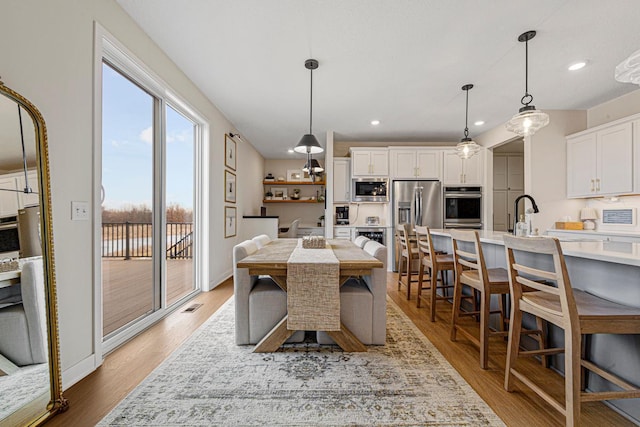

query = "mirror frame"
[[0, 79, 67, 424]]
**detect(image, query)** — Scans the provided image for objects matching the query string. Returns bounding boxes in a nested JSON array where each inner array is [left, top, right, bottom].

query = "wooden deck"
[[102, 258, 194, 336]]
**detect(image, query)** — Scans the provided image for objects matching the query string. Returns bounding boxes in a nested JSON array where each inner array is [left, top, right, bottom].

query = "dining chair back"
[[396, 223, 420, 300], [503, 235, 640, 426], [278, 218, 301, 238]]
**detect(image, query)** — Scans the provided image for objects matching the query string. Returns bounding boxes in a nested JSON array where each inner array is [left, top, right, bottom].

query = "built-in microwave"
[[0, 215, 20, 256], [352, 178, 388, 202]]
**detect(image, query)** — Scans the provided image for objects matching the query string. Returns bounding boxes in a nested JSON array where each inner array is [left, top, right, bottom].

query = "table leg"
[[325, 322, 367, 352], [254, 316, 295, 353]]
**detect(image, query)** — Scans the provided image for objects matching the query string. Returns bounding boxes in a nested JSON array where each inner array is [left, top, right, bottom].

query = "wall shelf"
[[263, 180, 326, 186]]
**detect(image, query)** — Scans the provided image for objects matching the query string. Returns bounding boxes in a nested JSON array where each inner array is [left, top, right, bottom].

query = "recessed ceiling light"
[[568, 61, 587, 71], [370, 120, 380, 126], [474, 120, 485, 126], [287, 148, 294, 153]]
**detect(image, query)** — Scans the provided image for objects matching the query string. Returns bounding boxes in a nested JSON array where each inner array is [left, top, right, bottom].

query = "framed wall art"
[[225, 206, 237, 238], [225, 134, 236, 170], [225, 170, 236, 203], [270, 187, 287, 200], [286, 169, 302, 182]]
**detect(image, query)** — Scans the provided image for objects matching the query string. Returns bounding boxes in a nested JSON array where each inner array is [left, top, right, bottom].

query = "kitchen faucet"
[[513, 194, 539, 235]]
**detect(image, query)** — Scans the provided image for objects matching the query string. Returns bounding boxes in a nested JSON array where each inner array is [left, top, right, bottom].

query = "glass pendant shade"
[[615, 48, 640, 85], [505, 106, 550, 136], [294, 134, 323, 154], [456, 138, 481, 159], [506, 30, 549, 137], [302, 158, 324, 173]]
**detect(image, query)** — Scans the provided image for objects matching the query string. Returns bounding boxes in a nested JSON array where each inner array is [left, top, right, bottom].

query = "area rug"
[[0, 363, 48, 421], [98, 298, 504, 426]]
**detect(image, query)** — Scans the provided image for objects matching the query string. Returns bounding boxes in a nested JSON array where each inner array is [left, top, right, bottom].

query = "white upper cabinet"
[[443, 150, 483, 185], [350, 148, 389, 177], [389, 148, 441, 179], [0, 170, 39, 216], [17, 170, 40, 208], [333, 158, 350, 203], [0, 176, 20, 217], [567, 121, 633, 198]]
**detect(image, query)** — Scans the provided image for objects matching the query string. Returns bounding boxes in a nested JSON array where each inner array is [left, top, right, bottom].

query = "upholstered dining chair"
[[414, 225, 455, 321], [449, 229, 545, 369], [503, 235, 640, 427], [317, 240, 387, 345], [353, 235, 370, 248], [278, 218, 301, 238], [252, 234, 271, 249], [0, 258, 48, 366], [233, 240, 304, 345]]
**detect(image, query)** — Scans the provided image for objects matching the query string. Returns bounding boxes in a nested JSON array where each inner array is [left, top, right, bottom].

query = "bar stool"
[[414, 226, 455, 321], [397, 223, 420, 300], [503, 235, 640, 427], [449, 229, 545, 369]]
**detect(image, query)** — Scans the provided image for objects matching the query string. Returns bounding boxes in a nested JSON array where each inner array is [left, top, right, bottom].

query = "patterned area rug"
[[0, 363, 48, 421], [98, 298, 504, 426]]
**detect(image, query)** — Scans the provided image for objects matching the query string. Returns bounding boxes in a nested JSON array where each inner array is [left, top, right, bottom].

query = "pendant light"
[[505, 30, 549, 136], [293, 59, 323, 156], [456, 84, 481, 159], [0, 104, 37, 194], [302, 158, 324, 174]]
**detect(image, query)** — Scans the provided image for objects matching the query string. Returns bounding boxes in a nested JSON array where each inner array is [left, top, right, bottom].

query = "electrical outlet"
[[71, 201, 90, 221]]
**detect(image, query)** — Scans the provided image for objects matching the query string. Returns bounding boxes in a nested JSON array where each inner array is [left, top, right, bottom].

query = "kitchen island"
[[429, 229, 640, 423]]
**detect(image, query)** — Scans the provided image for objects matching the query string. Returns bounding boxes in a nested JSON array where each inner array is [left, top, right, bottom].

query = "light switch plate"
[[71, 201, 90, 221]]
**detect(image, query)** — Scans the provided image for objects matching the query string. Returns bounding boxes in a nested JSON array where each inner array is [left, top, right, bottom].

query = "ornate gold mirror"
[[0, 80, 66, 425]]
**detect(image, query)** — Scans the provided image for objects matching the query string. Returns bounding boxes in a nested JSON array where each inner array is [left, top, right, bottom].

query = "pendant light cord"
[[309, 67, 313, 135], [464, 88, 470, 138], [18, 105, 32, 193], [521, 38, 534, 107]]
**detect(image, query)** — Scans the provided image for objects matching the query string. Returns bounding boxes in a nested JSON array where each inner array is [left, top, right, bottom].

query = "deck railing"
[[101, 222, 193, 259]]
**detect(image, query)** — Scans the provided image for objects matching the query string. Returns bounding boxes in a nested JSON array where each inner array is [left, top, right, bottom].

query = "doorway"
[[492, 139, 524, 232]]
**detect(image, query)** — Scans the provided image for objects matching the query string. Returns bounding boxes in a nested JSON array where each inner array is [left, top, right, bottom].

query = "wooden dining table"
[[236, 238, 384, 352]]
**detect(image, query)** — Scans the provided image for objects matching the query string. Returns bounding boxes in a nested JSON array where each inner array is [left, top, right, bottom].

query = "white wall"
[[1, 0, 263, 383]]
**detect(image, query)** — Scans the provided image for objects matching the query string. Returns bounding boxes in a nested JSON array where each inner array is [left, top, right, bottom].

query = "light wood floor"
[[47, 274, 633, 427]]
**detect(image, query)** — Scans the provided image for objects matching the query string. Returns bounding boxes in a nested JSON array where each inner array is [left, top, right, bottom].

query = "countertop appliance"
[[443, 186, 482, 229], [392, 180, 442, 271], [366, 216, 380, 225], [336, 206, 349, 225], [352, 178, 388, 203]]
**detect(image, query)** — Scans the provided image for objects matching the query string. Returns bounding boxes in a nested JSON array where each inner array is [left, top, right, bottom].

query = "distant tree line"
[[102, 203, 192, 223]]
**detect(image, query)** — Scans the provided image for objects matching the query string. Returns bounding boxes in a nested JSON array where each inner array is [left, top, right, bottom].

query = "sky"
[[102, 63, 195, 211]]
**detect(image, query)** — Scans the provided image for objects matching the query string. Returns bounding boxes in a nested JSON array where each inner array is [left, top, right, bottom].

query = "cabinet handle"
[[460, 173, 463, 183], [590, 179, 595, 192], [596, 178, 601, 192], [463, 173, 466, 183]]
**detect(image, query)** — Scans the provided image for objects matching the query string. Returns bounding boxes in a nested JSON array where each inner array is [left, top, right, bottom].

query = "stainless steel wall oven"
[[443, 186, 482, 229]]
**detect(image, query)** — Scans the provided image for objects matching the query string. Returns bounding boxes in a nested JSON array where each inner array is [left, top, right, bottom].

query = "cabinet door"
[[567, 133, 597, 198], [443, 151, 464, 184], [493, 190, 508, 231], [415, 150, 441, 179], [461, 154, 483, 185], [390, 150, 417, 178], [507, 155, 524, 190], [351, 151, 372, 176], [333, 159, 350, 202], [0, 176, 20, 216], [370, 150, 389, 176], [493, 156, 508, 190], [597, 122, 633, 195], [17, 170, 40, 208]]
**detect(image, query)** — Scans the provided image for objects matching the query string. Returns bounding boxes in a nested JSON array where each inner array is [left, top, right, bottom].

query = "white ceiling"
[[116, 0, 640, 159]]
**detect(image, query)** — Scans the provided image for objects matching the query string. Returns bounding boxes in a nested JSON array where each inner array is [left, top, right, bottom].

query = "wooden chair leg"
[[406, 257, 412, 300], [498, 294, 506, 333], [504, 304, 523, 391], [430, 267, 438, 322], [479, 290, 491, 369], [397, 254, 405, 291], [450, 276, 463, 341], [565, 332, 582, 427], [536, 316, 548, 368], [417, 262, 424, 308]]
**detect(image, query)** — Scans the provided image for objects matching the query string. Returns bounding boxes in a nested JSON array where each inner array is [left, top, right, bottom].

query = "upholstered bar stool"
[[503, 235, 640, 427], [414, 226, 455, 321], [397, 223, 420, 300], [449, 229, 545, 369]]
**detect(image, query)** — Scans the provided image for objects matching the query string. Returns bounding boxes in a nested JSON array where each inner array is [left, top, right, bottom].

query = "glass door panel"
[[101, 62, 156, 338], [165, 105, 196, 306]]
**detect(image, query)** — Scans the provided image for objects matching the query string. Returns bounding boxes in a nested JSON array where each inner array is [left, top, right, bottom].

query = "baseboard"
[[208, 271, 232, 291], [62, 353, 100, 390]]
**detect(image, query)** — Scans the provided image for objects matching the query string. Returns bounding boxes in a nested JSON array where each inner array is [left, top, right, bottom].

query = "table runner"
[[286, 239, 340, 331]]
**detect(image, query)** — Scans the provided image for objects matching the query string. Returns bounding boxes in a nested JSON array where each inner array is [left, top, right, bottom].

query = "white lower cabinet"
[[334, 227, 353, 240]]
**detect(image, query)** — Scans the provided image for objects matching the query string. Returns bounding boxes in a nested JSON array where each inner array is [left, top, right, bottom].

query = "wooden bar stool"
[[449, 229, 545, 370], [503, 235, 640, 427], [414, 226, 455, 321], [397, 223, 420, 300]]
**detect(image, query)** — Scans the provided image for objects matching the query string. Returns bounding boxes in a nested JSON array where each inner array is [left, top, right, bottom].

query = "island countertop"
[[429, 229, 640, 267]]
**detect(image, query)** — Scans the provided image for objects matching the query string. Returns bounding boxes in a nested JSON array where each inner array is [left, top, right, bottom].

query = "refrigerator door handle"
[[414, 188, 423, 225]]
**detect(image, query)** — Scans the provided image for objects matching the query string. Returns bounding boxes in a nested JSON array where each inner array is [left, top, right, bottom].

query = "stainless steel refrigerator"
[[391, 180, 442, 271]]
